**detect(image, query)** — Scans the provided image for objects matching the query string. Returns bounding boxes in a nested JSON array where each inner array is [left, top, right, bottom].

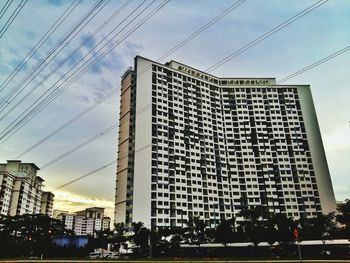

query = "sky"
[[0, 0, 349, 220]]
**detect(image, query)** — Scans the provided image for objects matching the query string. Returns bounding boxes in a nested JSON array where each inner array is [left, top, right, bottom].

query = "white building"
[[61, 214, 75, 231], [102, 217, 111, 231], [114, 56, 336, 228], [0, 171, 15, 215], [0, 160, 53, 216]]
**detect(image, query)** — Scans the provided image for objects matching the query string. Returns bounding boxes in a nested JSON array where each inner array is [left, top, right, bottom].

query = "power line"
[[0, 0, 28, 39], [277, 45, 350, 84], [0, 0, 150, 140], [0, 0, 81, 96], [52, 142, 152, 192], [137, 0, 246, 77], [14, 89, 119, 159], [0, 0, 13, 21], [0, 0, 139, 116], [0, 0, 107, 111], [156, 0, 246, 62], [41, 124, 119, 169], [205, 0, 329, 73], [40, 103, 152, 170], [52, 159, 117, 191], [0, 0, 170, 143], [0, 0, 136, 132], [7, 0, 243, 151]]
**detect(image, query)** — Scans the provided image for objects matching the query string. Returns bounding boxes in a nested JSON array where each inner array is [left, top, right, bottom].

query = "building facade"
[[0, 160, 53, 216], [114, 56, 336, 228]]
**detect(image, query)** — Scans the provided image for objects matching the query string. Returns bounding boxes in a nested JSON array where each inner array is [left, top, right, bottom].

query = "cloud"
[[64, 49, 84, 67], [0, 145, 15, 153], [47, 0, 65, 6], [324, 126, 350, 152], [80, 33, 96, 49], [88, 53, 124, 74], [53, 190, 114, 218], [124, 41, 143, 52]]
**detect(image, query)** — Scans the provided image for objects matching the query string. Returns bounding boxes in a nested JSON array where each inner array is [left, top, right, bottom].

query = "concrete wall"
[[114, 72, 133, 224], [132, 56, 153, 227], [298, 86, 336, 214]]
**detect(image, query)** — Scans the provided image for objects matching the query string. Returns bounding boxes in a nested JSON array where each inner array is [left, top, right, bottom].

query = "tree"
[[183, 216, 207, 247], [238, 206, 266, 245], [112, 222, 128, 250], [130, 222, 150, 249], [0, 214, 68, 257], [337, 200, 350, 240], [268, 213, 296, 245], [90, 229, 114, 250], [299, 213, 337, 242], [215, 218, 236, 246]]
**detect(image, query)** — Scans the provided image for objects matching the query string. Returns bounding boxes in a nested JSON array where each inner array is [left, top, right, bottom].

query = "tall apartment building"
[[114, 56, 336, 228], [0, 160, 53, 216]]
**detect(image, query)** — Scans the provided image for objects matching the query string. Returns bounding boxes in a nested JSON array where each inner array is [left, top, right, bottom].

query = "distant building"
[[57, 207, 111, 235], [40, 191, 55, 217], [114, 56, 336, 228], [61, 214, 75, 231], [0, 160, 53, 216], [102, 217, 111, 231], [53, 209, 69, 219]]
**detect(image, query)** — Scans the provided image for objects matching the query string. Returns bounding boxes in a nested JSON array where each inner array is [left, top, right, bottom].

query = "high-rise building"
[[114, 56, 336, 228], [0, 160, 53, 216]]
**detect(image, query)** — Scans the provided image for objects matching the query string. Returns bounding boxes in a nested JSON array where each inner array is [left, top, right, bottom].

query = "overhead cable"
[[0, 0, 81, 95], [0, 0, 170, 143], [205, 0, 329, 73], [0, 0, 28, 39]]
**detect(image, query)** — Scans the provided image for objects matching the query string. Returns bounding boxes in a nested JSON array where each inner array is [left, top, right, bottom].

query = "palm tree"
[[112, 222, 128, 250]]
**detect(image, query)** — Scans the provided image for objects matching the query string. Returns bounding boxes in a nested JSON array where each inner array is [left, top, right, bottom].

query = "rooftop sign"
[[177, 65, 275, 86]]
